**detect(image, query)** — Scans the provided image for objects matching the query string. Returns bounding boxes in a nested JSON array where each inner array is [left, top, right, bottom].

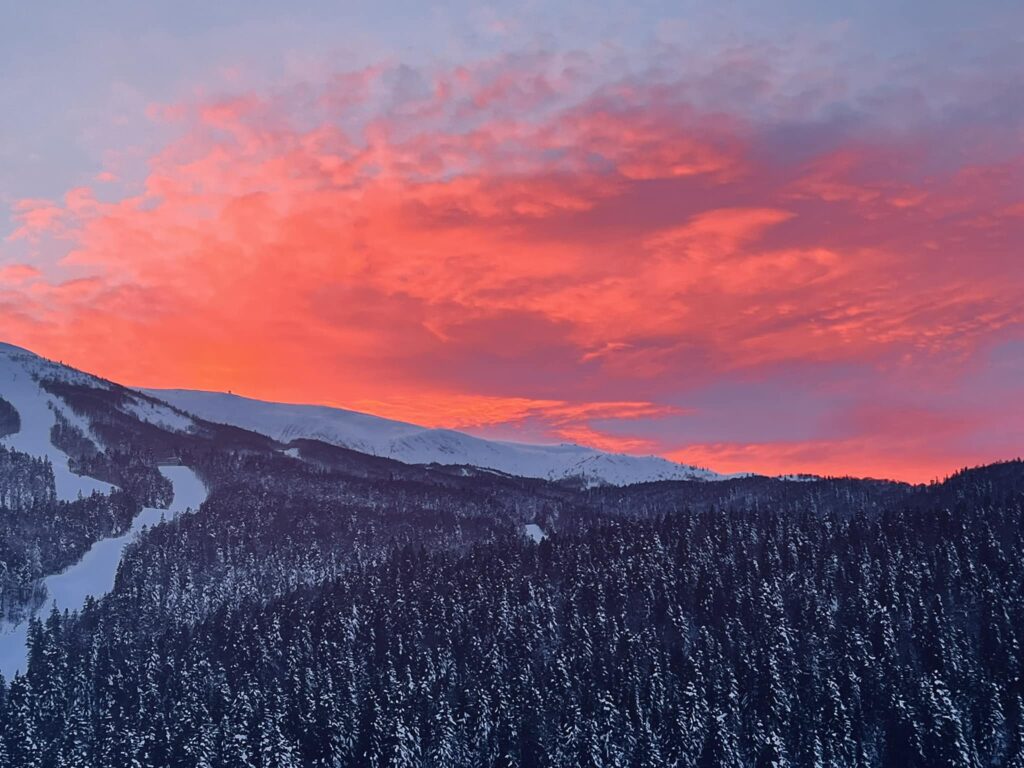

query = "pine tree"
[[56, 666, 93, 768], [259, 684, 299, 768], [922, 675, 979, 768], [5, 677, 41, 768], [428, 693, 464, 767]]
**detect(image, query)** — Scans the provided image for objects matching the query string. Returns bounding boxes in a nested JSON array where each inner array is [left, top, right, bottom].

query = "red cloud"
[[3, 53, 1023, 481]]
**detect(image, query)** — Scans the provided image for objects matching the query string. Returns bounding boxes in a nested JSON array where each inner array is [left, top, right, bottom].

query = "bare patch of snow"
[[524, 524, 546, 543]]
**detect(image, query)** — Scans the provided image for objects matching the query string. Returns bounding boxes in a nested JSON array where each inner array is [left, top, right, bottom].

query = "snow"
[[119, 395, 195, 433], [146, 389, 425, 453], [147, 388, 730, 486], [0, 465, 207, 678], [524, 524, 546, 542], [0, 344, 115, 500]]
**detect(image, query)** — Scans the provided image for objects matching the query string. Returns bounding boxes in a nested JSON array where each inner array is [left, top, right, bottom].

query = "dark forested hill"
[[2, 442, 1023, 765]]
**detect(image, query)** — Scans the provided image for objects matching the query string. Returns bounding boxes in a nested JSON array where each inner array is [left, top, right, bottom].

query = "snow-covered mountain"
[[0, 342, 211, 677], [0, 343, 116, 500], [147, 388, 726, 485], [0, 341, 725, 486], [0, 342, 204, 494]]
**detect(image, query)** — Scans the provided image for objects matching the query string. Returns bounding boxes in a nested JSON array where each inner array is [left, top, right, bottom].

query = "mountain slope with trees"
[[0, 343, 1020, 766], [3, 456, 1022, 766]]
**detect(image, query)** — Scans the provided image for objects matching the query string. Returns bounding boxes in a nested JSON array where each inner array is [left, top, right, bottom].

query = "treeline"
[[51, 412, 171, 510], [2, 461, 1023, 766], [0, 445, 137, 622], [0, 377, 270, 619], [0, 379, 201, 620]]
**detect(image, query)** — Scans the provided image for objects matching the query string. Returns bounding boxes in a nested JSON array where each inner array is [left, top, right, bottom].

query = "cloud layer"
[[2, 43, 1023, 482]]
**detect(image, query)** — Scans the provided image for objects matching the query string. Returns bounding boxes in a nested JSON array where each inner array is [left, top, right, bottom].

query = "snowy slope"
[[0, 342, 726, 486], [120, 395, 195, 433], [146, 388, 725, 485], [0, 465, 207, 678], [0, 343, 115, 500]]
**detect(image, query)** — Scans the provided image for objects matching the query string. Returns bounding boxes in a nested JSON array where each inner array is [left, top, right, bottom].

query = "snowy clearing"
[[524, 523, 546, 543]]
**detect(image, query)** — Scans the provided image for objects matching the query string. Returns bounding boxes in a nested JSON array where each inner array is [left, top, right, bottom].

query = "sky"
[[1, 1, 1022, 482]]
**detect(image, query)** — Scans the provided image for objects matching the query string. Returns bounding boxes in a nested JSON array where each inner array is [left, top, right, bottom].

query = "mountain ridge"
[[1, 340, 729, 486], [145, 387, 729, 486]]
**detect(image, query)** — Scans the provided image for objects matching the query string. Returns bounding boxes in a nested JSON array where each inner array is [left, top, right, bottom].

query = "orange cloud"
[[669, 437, 986, 485], [2, 53, 1022, 481]]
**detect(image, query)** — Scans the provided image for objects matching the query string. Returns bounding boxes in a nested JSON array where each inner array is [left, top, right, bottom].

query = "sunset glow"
[[2, 2, 1023, 482]]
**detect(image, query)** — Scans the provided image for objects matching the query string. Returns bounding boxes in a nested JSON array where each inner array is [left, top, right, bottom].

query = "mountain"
[[147, 388, 726, 486], [0, 338, 726, 651], [2, 339, 1023, 765], [1, 341, 726, 487], [0, 342, 116, 501], [0, 343, 217, 675]]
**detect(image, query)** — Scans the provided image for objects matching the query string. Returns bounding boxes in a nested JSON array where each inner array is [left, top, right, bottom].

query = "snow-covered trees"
[[0, 444, 141, 621], [1, 420, 1023, 766]]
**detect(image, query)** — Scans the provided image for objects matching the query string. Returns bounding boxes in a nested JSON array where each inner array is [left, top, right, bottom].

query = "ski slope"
[[147, 388, 726, 485], [0, 465, 207, 678], [0, 343, 115, 500]]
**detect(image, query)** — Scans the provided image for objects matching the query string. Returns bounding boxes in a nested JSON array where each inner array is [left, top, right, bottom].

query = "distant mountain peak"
[[146, 387, 728, 486]]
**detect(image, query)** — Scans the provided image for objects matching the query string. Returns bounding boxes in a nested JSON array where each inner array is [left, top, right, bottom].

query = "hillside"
[[148, 388, 727, 486], [0, 341, 1021, 766]]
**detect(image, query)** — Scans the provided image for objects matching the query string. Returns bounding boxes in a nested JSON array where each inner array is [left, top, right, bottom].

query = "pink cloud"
[[6, 199, 67, 242], [0, 264, 42, 284], [3, 52, 1022, 481]]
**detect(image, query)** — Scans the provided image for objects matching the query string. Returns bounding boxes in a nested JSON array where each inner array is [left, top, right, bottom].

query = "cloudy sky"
[[1, 1, 1022, 481]]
